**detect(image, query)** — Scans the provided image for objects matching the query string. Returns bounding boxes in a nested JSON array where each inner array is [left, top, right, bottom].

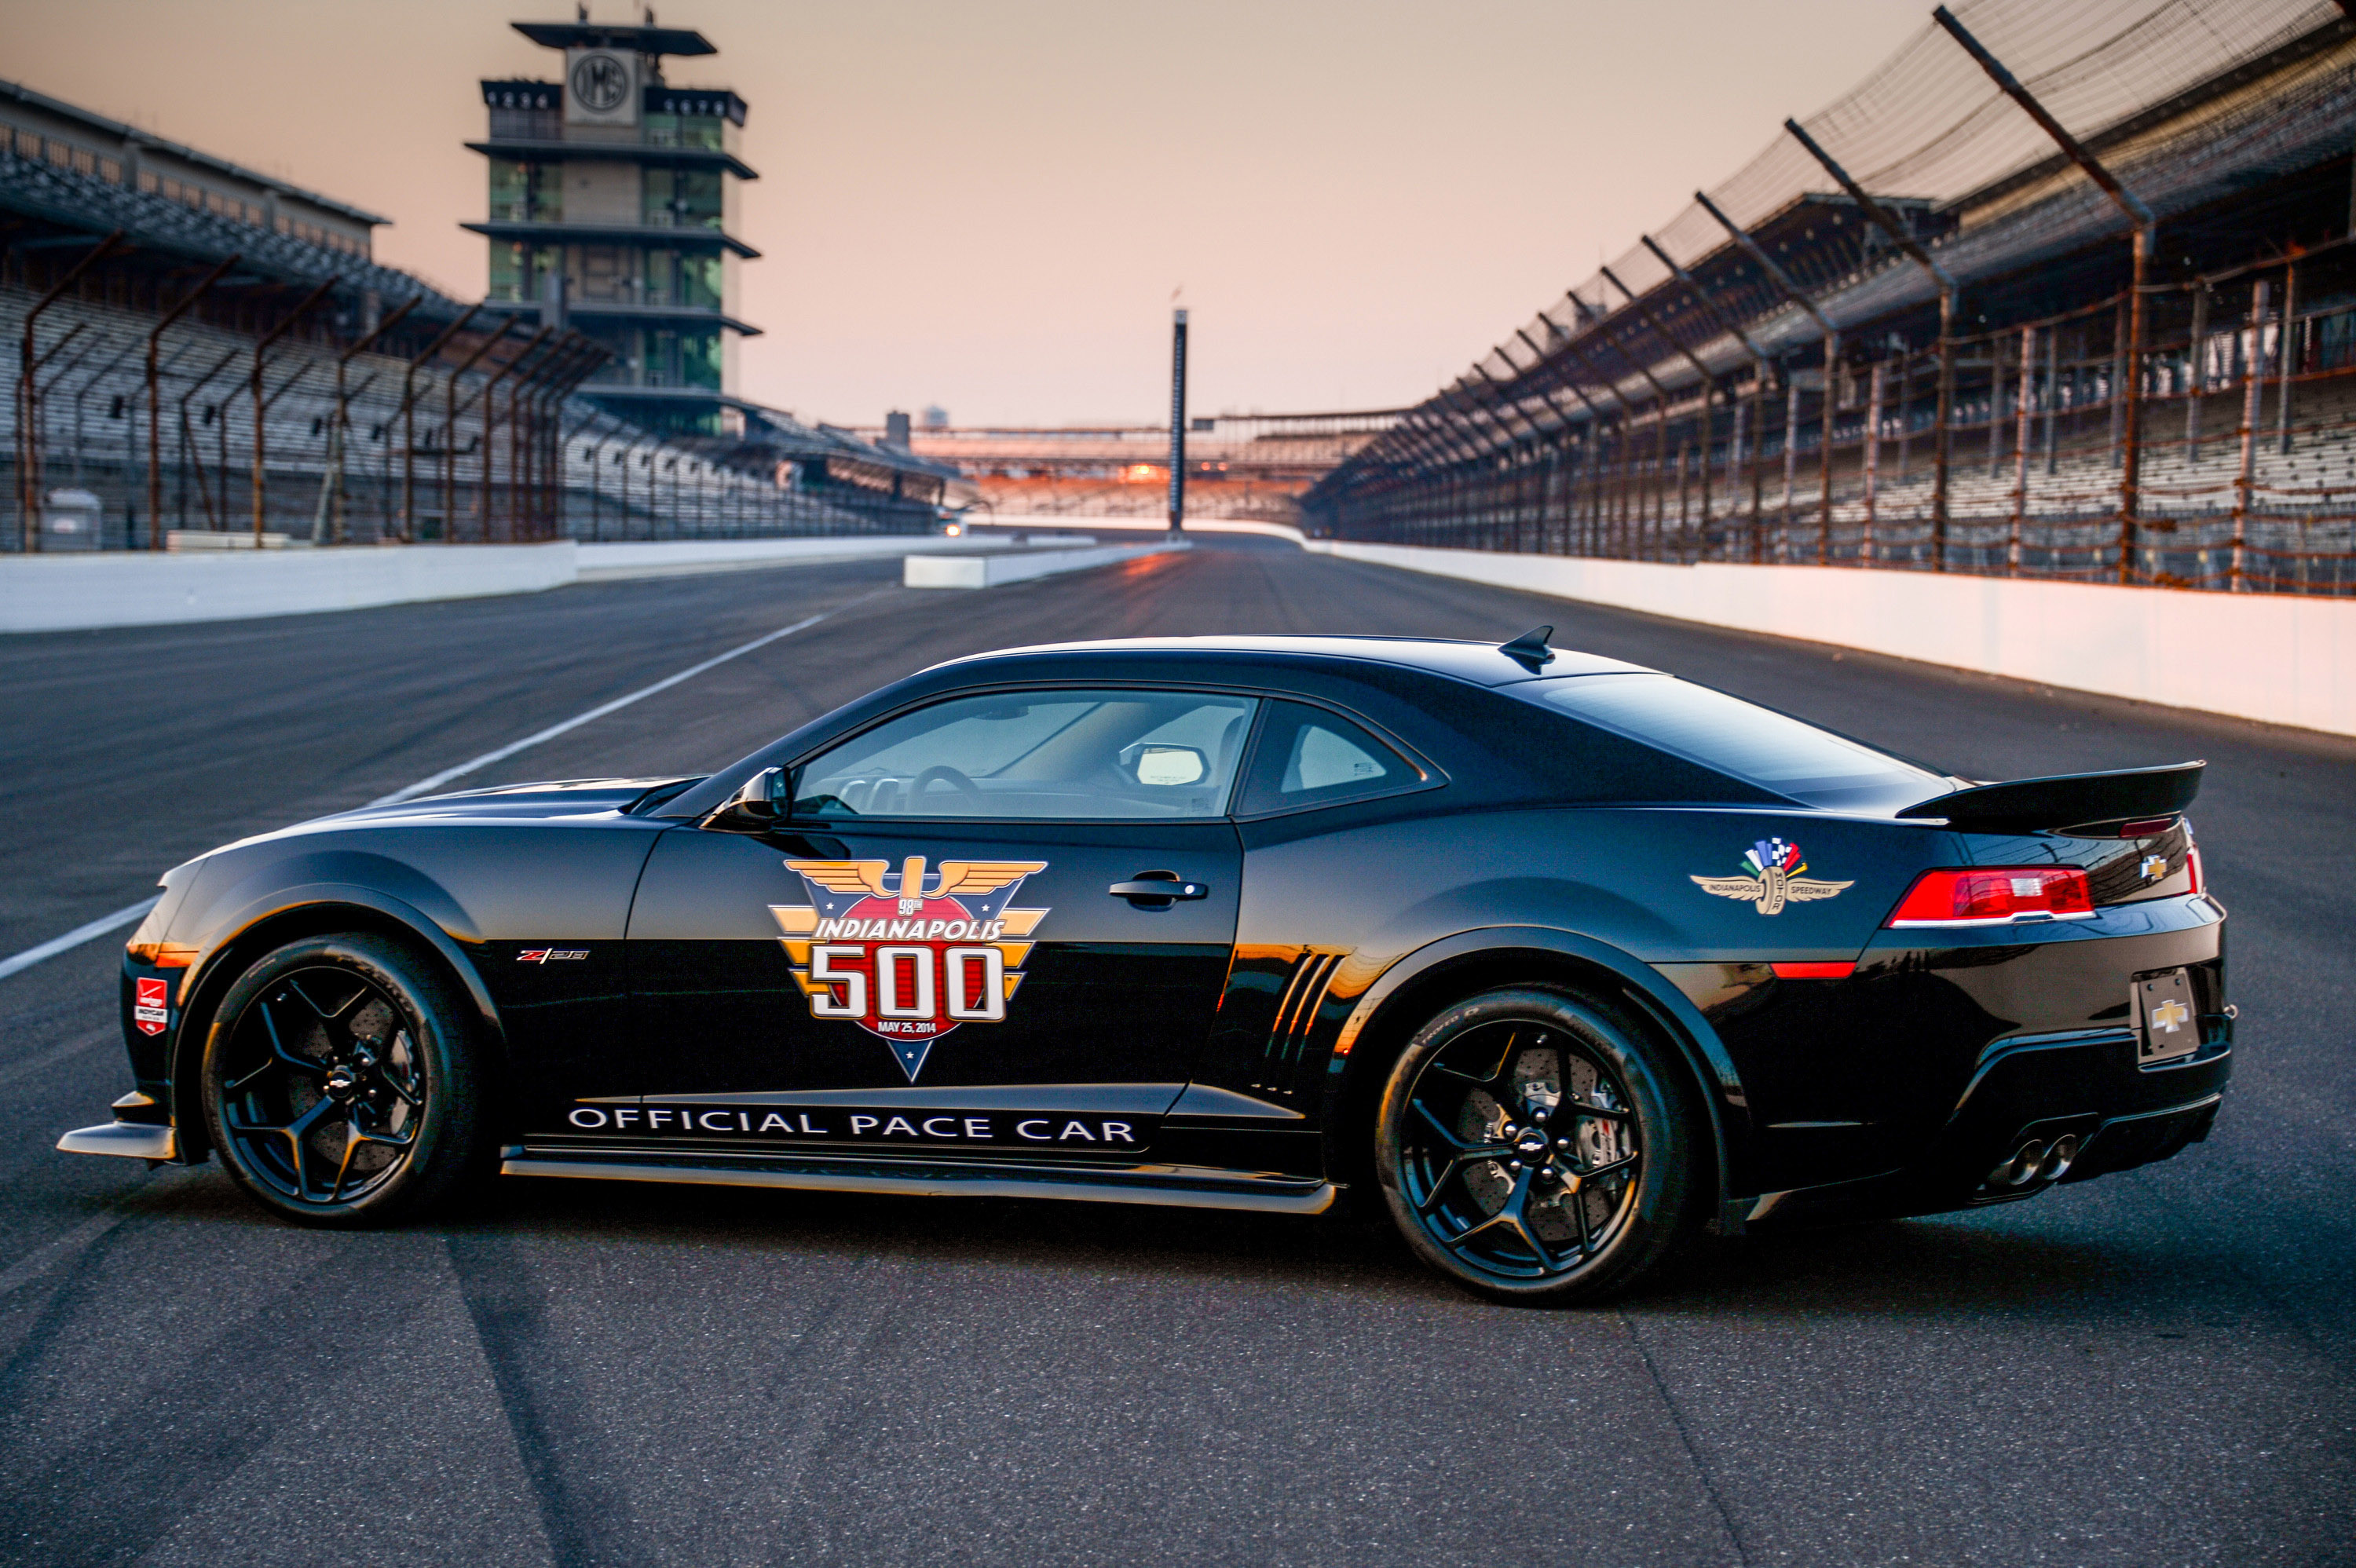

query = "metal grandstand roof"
[[0, 76, 390, 226], [0, 145, 463, 320]]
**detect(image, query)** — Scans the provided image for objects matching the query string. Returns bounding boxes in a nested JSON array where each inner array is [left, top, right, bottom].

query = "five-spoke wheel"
[[202, 934, 485, 1226], [1376, 987, 1696, 1302]]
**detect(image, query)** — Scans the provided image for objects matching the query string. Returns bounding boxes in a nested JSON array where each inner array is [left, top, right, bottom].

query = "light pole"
[[1166, 309, 1187, 533]]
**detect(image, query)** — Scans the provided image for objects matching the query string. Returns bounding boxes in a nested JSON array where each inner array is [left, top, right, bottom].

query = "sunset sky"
[[4, 1, 1926, 426]]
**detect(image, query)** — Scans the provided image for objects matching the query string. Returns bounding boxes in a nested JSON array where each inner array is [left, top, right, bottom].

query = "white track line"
[[367, 600, 862, 806], [0, 594, 875, 985], [0, 898, 163, 985]]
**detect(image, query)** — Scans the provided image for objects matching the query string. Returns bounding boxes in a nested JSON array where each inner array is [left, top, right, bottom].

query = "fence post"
[[397, 302, 481, 543], [1862, 360, 1883, 565], [2277, 261, 2297, 455], [2186, 283, 2208, 464], [2010, 326, 2035, 574], [145, 254, 236, 554], [16, 231, 124, 551], [249, 276, 337, 543], [2231, 278, 2269, 593]]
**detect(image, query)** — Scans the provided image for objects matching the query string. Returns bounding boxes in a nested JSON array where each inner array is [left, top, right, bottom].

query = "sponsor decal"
[[1691, 837, 1853, 916], [518, 948, 590, 963], [565, 1101, 1146, 1150], [771, 857, 1049, 1081], [132, 975, 169, 1036]]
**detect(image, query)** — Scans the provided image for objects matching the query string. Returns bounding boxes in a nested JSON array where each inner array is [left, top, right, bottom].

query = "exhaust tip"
[[1986, 1139, 2046, 1187], [1986, 1132, 2083, 1190]]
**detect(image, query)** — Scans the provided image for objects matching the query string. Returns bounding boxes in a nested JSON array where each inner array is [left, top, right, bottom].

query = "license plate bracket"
[[2135, 968, 2200, 1065]]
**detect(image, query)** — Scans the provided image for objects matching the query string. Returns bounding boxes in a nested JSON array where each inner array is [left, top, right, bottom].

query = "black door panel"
[[611, 820, 1242, 1152]]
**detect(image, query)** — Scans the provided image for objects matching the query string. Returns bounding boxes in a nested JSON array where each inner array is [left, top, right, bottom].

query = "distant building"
[[921, 405, 949, 429], [469, 17, 759, 435], [0, 78, 383, 260]]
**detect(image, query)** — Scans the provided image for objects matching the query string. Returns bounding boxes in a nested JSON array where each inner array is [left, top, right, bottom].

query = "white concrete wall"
[[576, 533, 1094, 581], [0, 535, 1121, 632], [0, 543, 578, 634], [987, 513, 1308, 546], [905, 541, 1187, 589], [1308, 541, 2356, 738]]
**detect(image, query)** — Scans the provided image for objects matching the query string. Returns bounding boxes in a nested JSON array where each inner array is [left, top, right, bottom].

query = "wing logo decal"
[[770, 856, 1050, 1081], [1691, 837, 1853, 916]]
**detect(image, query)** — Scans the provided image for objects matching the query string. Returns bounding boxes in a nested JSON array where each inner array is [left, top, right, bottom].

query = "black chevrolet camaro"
[[64, 630, 2231, 1301]]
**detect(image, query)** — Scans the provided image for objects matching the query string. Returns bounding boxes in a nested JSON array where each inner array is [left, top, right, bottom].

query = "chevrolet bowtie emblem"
[[2149, 998, 2190, 1033]]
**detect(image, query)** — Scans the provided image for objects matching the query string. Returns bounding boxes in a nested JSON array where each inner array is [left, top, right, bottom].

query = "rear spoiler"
[[1895, 761, 2204, 835]]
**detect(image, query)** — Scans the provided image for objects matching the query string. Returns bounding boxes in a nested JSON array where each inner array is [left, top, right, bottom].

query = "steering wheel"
[[910, 765, 982, 800]]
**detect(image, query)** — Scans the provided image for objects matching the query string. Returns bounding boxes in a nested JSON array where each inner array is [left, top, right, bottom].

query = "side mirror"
[[702, 766, 792, 833]]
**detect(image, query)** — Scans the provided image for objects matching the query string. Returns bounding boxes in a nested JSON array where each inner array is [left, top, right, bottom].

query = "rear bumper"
[[1742, 1018, 2231, 1228]]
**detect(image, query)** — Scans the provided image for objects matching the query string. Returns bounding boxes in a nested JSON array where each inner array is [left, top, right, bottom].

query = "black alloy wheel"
[[202, 933, 486, 1226], [1375, 987, 1696, 1303]]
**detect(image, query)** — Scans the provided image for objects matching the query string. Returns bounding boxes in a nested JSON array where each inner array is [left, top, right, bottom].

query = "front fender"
[[1321, 923, 1754, 1216], [165, 874, 507, 1153]]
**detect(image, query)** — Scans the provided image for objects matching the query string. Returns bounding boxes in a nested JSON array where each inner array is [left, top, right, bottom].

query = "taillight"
[[2186, 846, 2204, 895], [1886, 867, 2094, 927]]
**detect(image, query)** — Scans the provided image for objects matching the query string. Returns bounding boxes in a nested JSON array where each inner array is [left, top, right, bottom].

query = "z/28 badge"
[[770, 857, 1049, 1080]]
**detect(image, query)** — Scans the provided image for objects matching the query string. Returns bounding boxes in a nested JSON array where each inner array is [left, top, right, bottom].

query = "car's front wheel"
[[1374, 986, 1698, 1303], [200, 932, 488, 1226]]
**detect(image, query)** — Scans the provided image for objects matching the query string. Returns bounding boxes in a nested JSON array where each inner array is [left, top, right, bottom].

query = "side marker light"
[[1770, 962, 1857, 980]]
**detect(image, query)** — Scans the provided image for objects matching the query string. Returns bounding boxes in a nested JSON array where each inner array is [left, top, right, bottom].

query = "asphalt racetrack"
[[2, 536, 2349, 1566]]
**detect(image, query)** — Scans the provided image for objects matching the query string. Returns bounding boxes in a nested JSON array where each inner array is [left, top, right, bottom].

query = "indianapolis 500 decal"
[[770, 856, 1049, 1080]]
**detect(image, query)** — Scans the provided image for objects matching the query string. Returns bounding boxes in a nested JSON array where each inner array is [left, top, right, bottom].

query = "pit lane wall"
[[1305, 541, 2356, 740], [0, 535, 1100, 633], [0, 543, 580, 633]]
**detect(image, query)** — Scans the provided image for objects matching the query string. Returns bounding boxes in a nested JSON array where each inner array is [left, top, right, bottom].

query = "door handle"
[[1109, 877, 1209, 902]]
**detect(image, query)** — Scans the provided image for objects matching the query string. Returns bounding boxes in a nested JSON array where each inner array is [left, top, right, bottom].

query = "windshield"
[[1516, 674, 1946, 812]]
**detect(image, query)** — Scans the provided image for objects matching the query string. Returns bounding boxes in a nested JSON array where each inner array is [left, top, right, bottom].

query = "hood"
[[316, 777, 701, 826]]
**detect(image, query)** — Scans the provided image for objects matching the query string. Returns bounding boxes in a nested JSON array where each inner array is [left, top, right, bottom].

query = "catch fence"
[[1307, 0, 2356, 595]]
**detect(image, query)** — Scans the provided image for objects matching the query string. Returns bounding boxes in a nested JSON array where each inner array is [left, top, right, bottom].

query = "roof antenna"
[[1498, 626, 1555, 669]]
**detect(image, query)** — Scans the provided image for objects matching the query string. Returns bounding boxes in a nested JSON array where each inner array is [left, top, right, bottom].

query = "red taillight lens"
[[1886, 867, 2094, 927], [2186, 846, 2204, 895]]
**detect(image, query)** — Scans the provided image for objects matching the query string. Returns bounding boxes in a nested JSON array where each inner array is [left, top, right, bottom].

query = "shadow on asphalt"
[[141, 1164, 2152, 1320]]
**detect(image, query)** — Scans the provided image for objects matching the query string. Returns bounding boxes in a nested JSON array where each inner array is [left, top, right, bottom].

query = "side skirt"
[[501, 1147, 1338, 1215]]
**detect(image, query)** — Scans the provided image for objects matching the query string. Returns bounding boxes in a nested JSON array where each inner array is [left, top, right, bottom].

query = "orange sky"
[[3, 1, 1926, 426]]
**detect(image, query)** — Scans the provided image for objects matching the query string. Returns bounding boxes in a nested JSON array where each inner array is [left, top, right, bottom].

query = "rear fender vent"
[[1252, 949, 1346, 1101]]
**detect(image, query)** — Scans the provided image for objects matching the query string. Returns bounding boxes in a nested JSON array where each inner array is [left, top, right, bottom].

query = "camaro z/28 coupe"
[[64, 630, 2230, 1301]]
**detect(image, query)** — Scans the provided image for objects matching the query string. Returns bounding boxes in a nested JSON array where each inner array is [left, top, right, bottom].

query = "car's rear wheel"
[[1374, 986, 1698, 1303], [200, 933, 487, 1226]]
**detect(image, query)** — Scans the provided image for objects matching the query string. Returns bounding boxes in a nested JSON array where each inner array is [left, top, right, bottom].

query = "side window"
[[1236, 700, 1420, 815], [794, 689, 1257, 821]]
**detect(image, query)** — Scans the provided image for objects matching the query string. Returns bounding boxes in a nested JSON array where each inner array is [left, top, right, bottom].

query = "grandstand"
[[2, 75, 949, 552], [855, 411, 1399, 525], [1304, 0, 2356, 595]]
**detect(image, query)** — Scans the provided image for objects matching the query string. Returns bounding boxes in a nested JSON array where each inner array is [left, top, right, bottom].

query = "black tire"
[[1374, 986, 1699, 1303], [200, 932, 488, 1227]]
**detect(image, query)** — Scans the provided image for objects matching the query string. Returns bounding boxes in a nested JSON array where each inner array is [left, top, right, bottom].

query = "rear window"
[[1516, 674, 1944, 812]]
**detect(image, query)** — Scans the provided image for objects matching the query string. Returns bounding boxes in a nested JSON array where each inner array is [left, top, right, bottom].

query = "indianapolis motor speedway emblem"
[[770, 857, 1050, 1080], [1690, 837, 1853, 916]]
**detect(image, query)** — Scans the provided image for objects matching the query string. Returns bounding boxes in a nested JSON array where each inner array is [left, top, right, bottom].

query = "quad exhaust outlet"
[[1986, 1134, 2080, 1189]]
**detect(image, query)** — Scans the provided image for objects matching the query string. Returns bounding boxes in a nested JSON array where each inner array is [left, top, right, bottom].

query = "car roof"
[[924, 634, 1655, 688]]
